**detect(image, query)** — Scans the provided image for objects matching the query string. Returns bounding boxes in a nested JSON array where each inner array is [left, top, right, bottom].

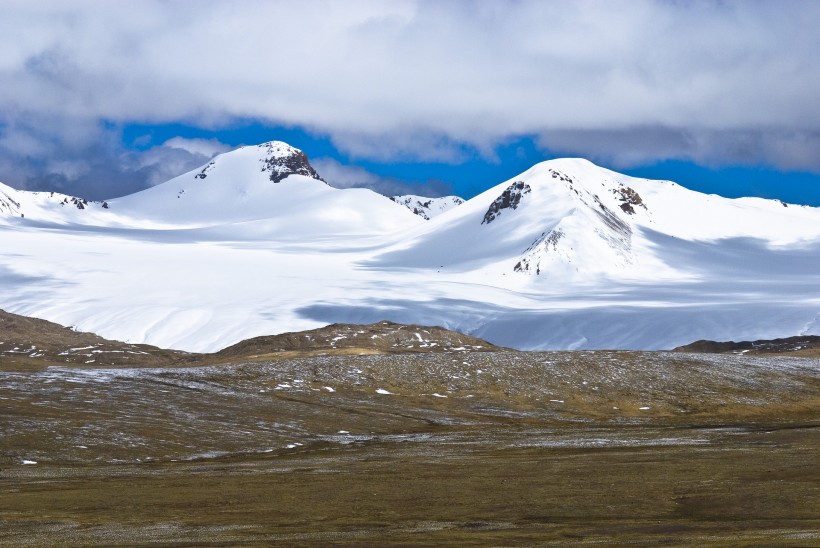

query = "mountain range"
[[2, 140, 819, 352]]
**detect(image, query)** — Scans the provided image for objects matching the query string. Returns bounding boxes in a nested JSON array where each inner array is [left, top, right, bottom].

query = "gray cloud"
[[312, 157, 453, 197], [0, 115, 231, 199], [1, 0, 820, 196], [137, 138, 233, 187], [541, 128, 820, 173]]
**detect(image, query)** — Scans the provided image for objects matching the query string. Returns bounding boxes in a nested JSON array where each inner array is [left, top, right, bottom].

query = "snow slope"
[[2, 144, 820, 352]]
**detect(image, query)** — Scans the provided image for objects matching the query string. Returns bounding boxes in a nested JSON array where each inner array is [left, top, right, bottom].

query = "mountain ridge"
[[1, 141, 819, 352]]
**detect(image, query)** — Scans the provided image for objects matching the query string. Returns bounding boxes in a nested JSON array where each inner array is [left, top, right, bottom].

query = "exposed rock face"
[[482, 181, 531, 224], [191, 142, 325, 184], [258, 142, 325, 184], [614, 185, 646, 215]]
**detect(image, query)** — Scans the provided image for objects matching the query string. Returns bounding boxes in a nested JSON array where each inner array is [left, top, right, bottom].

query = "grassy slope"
[[1, 309, 819, 545]]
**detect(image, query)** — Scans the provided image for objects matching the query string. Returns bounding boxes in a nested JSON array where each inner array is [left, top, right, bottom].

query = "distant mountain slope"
[[674, 335, 820, 356], [390, 195, 464, 220], [0, 181, 111, 225]]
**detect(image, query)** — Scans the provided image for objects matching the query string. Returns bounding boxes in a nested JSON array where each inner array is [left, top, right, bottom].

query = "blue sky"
[[2, 1, 820, 205]]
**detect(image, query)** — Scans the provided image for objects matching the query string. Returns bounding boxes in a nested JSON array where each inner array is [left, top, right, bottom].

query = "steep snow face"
[[390, 195, 464, 220], [0, 181, 112, 226]]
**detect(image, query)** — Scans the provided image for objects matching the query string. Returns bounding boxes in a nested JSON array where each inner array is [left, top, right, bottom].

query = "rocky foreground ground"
[[1, 310, 819, 545]]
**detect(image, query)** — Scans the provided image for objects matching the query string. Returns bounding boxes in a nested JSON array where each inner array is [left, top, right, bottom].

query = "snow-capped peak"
[[193, 141, 325, 185], [476, 159, 652, 275], [254, 141, 325, 184], [105, 140, 423, 236]]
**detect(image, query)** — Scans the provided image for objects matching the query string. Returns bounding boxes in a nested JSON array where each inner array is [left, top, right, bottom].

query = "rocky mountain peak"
[[190, 141, 326, 185], [256, 141, 325, 184]]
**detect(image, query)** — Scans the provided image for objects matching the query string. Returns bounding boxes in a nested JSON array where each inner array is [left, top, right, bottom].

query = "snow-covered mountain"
[[390, 195, 464, 220], [373, 158, 820, 280], [1, 142, 819, 352], [107, 141, 422, 237], [0, 181, 111, 225]]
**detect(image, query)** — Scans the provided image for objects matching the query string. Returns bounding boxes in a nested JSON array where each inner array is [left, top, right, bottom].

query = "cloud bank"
[[1, 0, 819, 197], [312, 157, 452, 197]]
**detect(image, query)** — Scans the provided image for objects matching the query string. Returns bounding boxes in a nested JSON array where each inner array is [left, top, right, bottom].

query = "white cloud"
[[1, 0, 820, 196], [136, 139, 232, 187]]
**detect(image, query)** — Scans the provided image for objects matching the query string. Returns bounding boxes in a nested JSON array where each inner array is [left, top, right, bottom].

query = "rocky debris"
[[258, 142, 325, 184], [613, 185, 646, 215], [482, 181, 531, 224], [674, 335, 820, 355]]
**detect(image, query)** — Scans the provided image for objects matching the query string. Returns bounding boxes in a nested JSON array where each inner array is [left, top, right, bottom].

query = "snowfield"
[[1, 141, 819, 352]]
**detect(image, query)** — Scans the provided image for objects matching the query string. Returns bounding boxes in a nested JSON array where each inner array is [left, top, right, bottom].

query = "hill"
[[0, 309, 499, 369], [674, 335, 820, 356], [0, 309, 191, 368]]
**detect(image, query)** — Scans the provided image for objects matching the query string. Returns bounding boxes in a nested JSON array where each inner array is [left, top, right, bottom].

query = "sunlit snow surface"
[[1, 147, 820, 352]]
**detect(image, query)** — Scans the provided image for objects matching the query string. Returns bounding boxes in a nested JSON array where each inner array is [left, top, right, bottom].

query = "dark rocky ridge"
[[259, 142, 325, 184], [674, 335, 820, 356], [482, 181, 531, 224]]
